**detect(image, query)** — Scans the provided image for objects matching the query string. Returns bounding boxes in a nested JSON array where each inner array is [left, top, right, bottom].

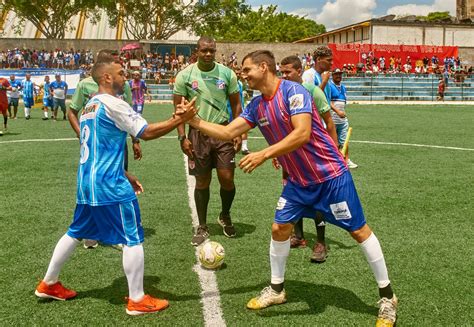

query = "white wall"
[[372, 25, 424, 44]]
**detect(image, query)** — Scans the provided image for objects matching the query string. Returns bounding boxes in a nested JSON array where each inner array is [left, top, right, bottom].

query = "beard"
[[112, 81, 125, 96]]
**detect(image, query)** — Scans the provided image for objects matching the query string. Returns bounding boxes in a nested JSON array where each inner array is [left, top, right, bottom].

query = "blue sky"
[[247, 0, 456, 30]]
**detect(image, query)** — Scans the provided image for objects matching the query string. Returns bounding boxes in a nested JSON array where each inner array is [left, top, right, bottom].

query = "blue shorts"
[[67, 199, 144, 246], [336, 121, 349, 147], [43, 97, 53, 108], [24, 97, 34, 108], [275, 170, 366, 232], [132, 103, 144, 115]]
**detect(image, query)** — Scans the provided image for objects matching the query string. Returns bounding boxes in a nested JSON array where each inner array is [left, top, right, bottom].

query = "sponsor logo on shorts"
[[276, 197, 287, 210], [289, 94, 304, 111], [258, 116, 269, 127], [330, 201, 352, 220], [216, 79, 226, 90]]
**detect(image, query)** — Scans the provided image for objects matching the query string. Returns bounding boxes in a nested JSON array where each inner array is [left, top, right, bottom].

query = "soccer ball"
[[199, 241, 225, 269]]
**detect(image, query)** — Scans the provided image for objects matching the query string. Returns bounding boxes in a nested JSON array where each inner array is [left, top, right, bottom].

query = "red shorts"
[[0, 102, 7, 114]]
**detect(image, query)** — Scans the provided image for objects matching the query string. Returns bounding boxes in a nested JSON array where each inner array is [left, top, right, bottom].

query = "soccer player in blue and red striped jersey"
[[187, 50, 398, 327]]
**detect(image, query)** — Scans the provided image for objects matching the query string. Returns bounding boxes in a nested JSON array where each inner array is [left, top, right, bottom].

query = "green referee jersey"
[[303, 82, 330, 115], [70, 76, 133, 111], [173, 62, 239, 124]]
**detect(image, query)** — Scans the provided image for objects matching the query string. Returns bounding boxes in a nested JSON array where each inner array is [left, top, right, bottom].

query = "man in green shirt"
[[278, 55, 339, 263], [174, 36, 243, 246], [68, 50, 141, 249]]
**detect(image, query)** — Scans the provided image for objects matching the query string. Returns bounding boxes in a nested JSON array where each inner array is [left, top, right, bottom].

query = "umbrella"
[[121, 43, 142, 51]]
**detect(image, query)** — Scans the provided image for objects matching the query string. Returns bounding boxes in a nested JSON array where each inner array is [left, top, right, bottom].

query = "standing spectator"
[[0, 75, 12, 133], [21, 73, 36, 120], [50, 73, 68, 120], [437, 78, 445, 101], [129, 71, 151, 115], [7, 74, 21, 119]]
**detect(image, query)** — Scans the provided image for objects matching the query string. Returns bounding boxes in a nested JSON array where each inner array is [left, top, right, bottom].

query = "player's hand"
[[322, 71, 331, 83], [180, 138, 194, 159], [233, 135, 242, 152], [125, 172, 144, 195], [239, 151, 267, 173], [133, 142, 142, 160], [272, 158, 281, 170], [175, 97, 197, 122]]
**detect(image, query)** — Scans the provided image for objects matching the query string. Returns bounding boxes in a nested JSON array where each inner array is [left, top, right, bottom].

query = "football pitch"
[[1, 103, 473, 326]]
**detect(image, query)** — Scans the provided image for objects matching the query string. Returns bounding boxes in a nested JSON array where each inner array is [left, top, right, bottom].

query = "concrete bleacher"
[[344, 74, 474, 101], [147, 74, 474, 102]]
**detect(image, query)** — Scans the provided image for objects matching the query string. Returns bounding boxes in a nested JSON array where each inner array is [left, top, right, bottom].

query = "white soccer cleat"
[[247, 286, 287, 310], [376, 295, 398, 327], [347, 159, 358, 169]]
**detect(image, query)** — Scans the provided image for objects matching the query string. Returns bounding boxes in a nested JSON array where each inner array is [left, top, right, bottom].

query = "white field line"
[[183, 155, 226, 327], [1, 136, 473, 152]]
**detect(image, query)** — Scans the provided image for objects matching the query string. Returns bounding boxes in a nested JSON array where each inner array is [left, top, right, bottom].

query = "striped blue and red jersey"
[[240, 79, 347, 187]]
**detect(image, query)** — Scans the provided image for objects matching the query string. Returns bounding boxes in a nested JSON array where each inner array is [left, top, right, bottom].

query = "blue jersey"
[[77, 94, 148, 206], [329, 81, 347, 102], [21, 80, 35, 98], [50, 80, 68, 99], [314, 71, 331, 103], [43, 82, 51, 98], [240, 79, 346, 186]]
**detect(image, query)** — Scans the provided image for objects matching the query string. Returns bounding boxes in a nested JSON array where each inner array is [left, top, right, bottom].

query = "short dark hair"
[[313, 46, 332, 61], [197, 36, 215, 49], [280, 55, 302, 70], [242, 50, 277, 74], [96, 49, 119, 64], [91, 57, 115, 84]]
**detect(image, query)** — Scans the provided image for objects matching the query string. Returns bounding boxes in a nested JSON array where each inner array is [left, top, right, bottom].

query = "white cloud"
[[387, 0, 456, 17], [314, 0, 377, 30]]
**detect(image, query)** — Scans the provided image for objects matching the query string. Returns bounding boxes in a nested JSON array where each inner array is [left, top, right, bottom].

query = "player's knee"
[[350, 224, 372, 243], [271, 223, 292, 241]]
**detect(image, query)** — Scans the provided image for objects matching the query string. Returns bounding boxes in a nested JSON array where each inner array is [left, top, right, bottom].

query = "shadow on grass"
[[143, 227, 156, 237], [76, 275, 201, 305], [301, 232, 358, 251], [223, 280, 377, 317], [207, 222, 256, 239]]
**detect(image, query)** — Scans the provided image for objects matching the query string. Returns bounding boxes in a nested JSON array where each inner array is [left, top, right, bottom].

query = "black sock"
[[220, 187, 235, 216], [379, 284, 394, 299], [195, 188, 210, 226], [271, 283, 284, 293], [293, 219, 304, 239], [3, 116, 7, 126], [315, 213, 326, 243]]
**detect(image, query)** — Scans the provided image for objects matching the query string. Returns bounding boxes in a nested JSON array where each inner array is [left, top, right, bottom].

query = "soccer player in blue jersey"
[[21, 73, 36, 120], [35, 55, 197, 315], [41, 75, 53, 120], [186, 50, 398, 327], [50, 73, 68, 120]]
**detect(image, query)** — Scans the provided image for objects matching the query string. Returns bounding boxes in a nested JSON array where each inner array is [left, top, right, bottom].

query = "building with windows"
[[457, 0, 474, 20]]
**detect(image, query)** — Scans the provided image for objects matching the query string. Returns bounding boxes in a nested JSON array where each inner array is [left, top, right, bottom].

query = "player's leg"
[[60, 100, 67, 120], [24, 98, 32, 119], [311, 212, 328, 263], [214, 137, 237, 237], [7, 99, 12, 118], [247, 181, 308, 310], [241, 132, 250, 155], [52, 98, 59, 120], [1, 106, 7, 132], [189, 128, 213, 246], [12, 99, 19, 119], [290, 218, 307, 248], [317, 171, 397, 326]]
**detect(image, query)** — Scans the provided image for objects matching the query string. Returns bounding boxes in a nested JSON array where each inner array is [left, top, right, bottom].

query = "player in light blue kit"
[[21, 73, 36, 120], [41, 75, 53, 120], [35, 54, 197, 315]]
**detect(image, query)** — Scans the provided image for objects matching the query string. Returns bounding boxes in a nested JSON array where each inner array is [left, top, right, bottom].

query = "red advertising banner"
[[328, 43, 458, 68]]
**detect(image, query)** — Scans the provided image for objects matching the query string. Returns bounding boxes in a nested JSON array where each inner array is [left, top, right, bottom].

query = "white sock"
[[123, 244, 145, 302], [360, 233, 390, 288], [43, 234, 80, 285], [44, 110, 48, 118], [269, 238, 290, 285], [24, 107, 29, 117], [242, 140, 248, 150]]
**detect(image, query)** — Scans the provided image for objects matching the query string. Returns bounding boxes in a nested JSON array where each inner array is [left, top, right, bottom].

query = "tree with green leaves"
[[192, 3, 325, 42], [417, 11, 452, 22], [4, 0, 99, 39], [100, 0, 195, 40]]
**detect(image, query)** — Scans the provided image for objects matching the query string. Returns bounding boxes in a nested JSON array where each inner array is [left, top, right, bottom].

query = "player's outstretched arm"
[[140, 98, 197, 141], [239, 113, 311, 173], [189, 115, 250, 142]]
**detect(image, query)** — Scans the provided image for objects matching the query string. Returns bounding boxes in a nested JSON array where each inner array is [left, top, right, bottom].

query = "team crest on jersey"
[[216, 79, 226, 90], [289, 94, 304, 111], [192, 80, 199, 90], [258, 116, 269, 127]]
